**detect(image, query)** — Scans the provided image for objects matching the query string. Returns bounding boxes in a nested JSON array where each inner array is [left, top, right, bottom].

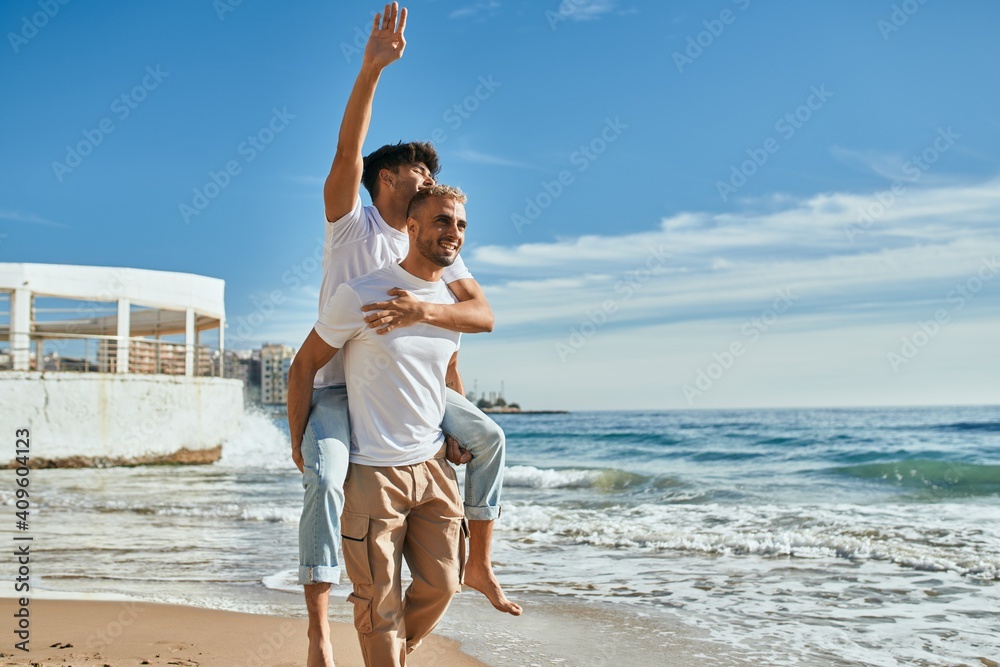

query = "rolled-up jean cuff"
[[465, 504, 501, 521], [298, 564, 341, 585]]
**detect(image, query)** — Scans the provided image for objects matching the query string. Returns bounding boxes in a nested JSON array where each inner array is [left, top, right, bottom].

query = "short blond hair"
[[406, 184, 467, 219]]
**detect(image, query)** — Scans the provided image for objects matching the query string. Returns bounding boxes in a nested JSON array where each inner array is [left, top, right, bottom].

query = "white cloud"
[[473, 177, 1000, 271], [829, 127, 967, 182], [830, 145, 918, 181], [0, 210, 66, 228], [558, 0, 619, 22], [450, 147, 539, 170], [465, 178, 1000, 342], [285, 174, 325, 187], [251, 177, 1000, 408], [449, 1, 501, 20]]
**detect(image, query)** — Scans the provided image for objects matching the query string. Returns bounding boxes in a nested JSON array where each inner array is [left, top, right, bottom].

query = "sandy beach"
[[0, 598, 485, 666]]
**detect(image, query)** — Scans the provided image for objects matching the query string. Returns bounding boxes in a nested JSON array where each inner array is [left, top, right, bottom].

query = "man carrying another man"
[[289, 3, 519, 665], [289, 185, 480, 665]]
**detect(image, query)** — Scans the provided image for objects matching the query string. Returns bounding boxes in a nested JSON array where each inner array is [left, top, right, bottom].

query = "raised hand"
[[364, 2, 407, 70]]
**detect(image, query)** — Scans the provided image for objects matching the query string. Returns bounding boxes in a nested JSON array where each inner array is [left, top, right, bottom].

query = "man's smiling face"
[[411, 196, 466, 268]]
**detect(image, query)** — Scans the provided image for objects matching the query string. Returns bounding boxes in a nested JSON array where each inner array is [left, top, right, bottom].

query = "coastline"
[[250, 401, 571, 417], [1, 590, 762, 667], [481, 409, 569, 414], [436, 589, 759, 667], [0, 598, 486, 666]]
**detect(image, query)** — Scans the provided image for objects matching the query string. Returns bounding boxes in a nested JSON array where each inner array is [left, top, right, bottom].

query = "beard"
[[416, 234, 459, 267]]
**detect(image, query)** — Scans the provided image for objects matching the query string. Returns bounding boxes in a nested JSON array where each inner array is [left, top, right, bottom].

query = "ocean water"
[[3, 406, 999, 666]]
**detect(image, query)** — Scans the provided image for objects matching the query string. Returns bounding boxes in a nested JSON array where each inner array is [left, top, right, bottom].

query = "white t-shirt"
[[314, 262, 461, 467], [314, 199, 473, 388]]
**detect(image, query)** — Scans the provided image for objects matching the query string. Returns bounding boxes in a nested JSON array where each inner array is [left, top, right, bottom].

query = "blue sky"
[[2, 0, 999, 410]]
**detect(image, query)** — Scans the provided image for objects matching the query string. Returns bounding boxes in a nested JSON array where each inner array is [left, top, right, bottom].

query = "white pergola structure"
[[0, 263, 226, 375]]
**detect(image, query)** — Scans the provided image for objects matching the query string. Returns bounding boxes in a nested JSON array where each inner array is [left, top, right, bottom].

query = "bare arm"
[[444, 351, 472, 465], [287, 329, 339, 472], [361, 277, 494, 334], [324, 3, 407, 222], [429, 278, 494, 333], [446, 351, 465, 396]]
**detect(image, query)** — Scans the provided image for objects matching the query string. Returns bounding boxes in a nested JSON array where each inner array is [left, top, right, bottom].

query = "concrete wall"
[[0, 372, 243, 465]]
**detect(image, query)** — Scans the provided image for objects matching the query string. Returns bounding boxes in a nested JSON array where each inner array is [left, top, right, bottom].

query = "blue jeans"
[[298, 386, 505, 585]]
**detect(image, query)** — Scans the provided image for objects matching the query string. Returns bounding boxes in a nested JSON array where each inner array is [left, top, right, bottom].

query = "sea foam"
[[216, 407, 291, 470], [498, 501, 1000, 581]]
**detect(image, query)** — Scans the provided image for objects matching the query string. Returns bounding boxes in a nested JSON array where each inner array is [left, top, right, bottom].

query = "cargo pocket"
[[346, 592, 373, 634], [457, 518, 469, 590], [341, 511, 373, 586]]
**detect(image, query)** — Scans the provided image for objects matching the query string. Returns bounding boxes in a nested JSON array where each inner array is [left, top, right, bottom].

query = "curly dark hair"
[[361, 141, 441, 200]]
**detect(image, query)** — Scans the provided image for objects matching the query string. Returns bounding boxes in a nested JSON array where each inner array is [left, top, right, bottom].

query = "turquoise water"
[[4, 405, 998, 665]]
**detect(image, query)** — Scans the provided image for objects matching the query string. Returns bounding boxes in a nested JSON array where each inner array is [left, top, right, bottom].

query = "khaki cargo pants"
[[341, 446, 467, 667]]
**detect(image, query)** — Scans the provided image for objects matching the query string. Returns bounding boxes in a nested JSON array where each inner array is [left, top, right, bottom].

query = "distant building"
[[261, 343, 295, 405], [99, 338, 212, 375], [217, 348, 256, 403], [220, 348, 261, 405], [469, 381, 520, 412], [222, 349, 250, 383], [246, 349, 261, 404]]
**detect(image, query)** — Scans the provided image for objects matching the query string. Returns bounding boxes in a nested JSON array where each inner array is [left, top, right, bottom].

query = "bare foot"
[[306, 628, 335, 667], [463, 560, 522, 615]]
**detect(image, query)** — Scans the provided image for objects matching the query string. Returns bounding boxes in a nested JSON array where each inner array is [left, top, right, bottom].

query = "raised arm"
[[287, 329, 339, 472], [361, 277, 494, 334], [324, 3, 407, 222]]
